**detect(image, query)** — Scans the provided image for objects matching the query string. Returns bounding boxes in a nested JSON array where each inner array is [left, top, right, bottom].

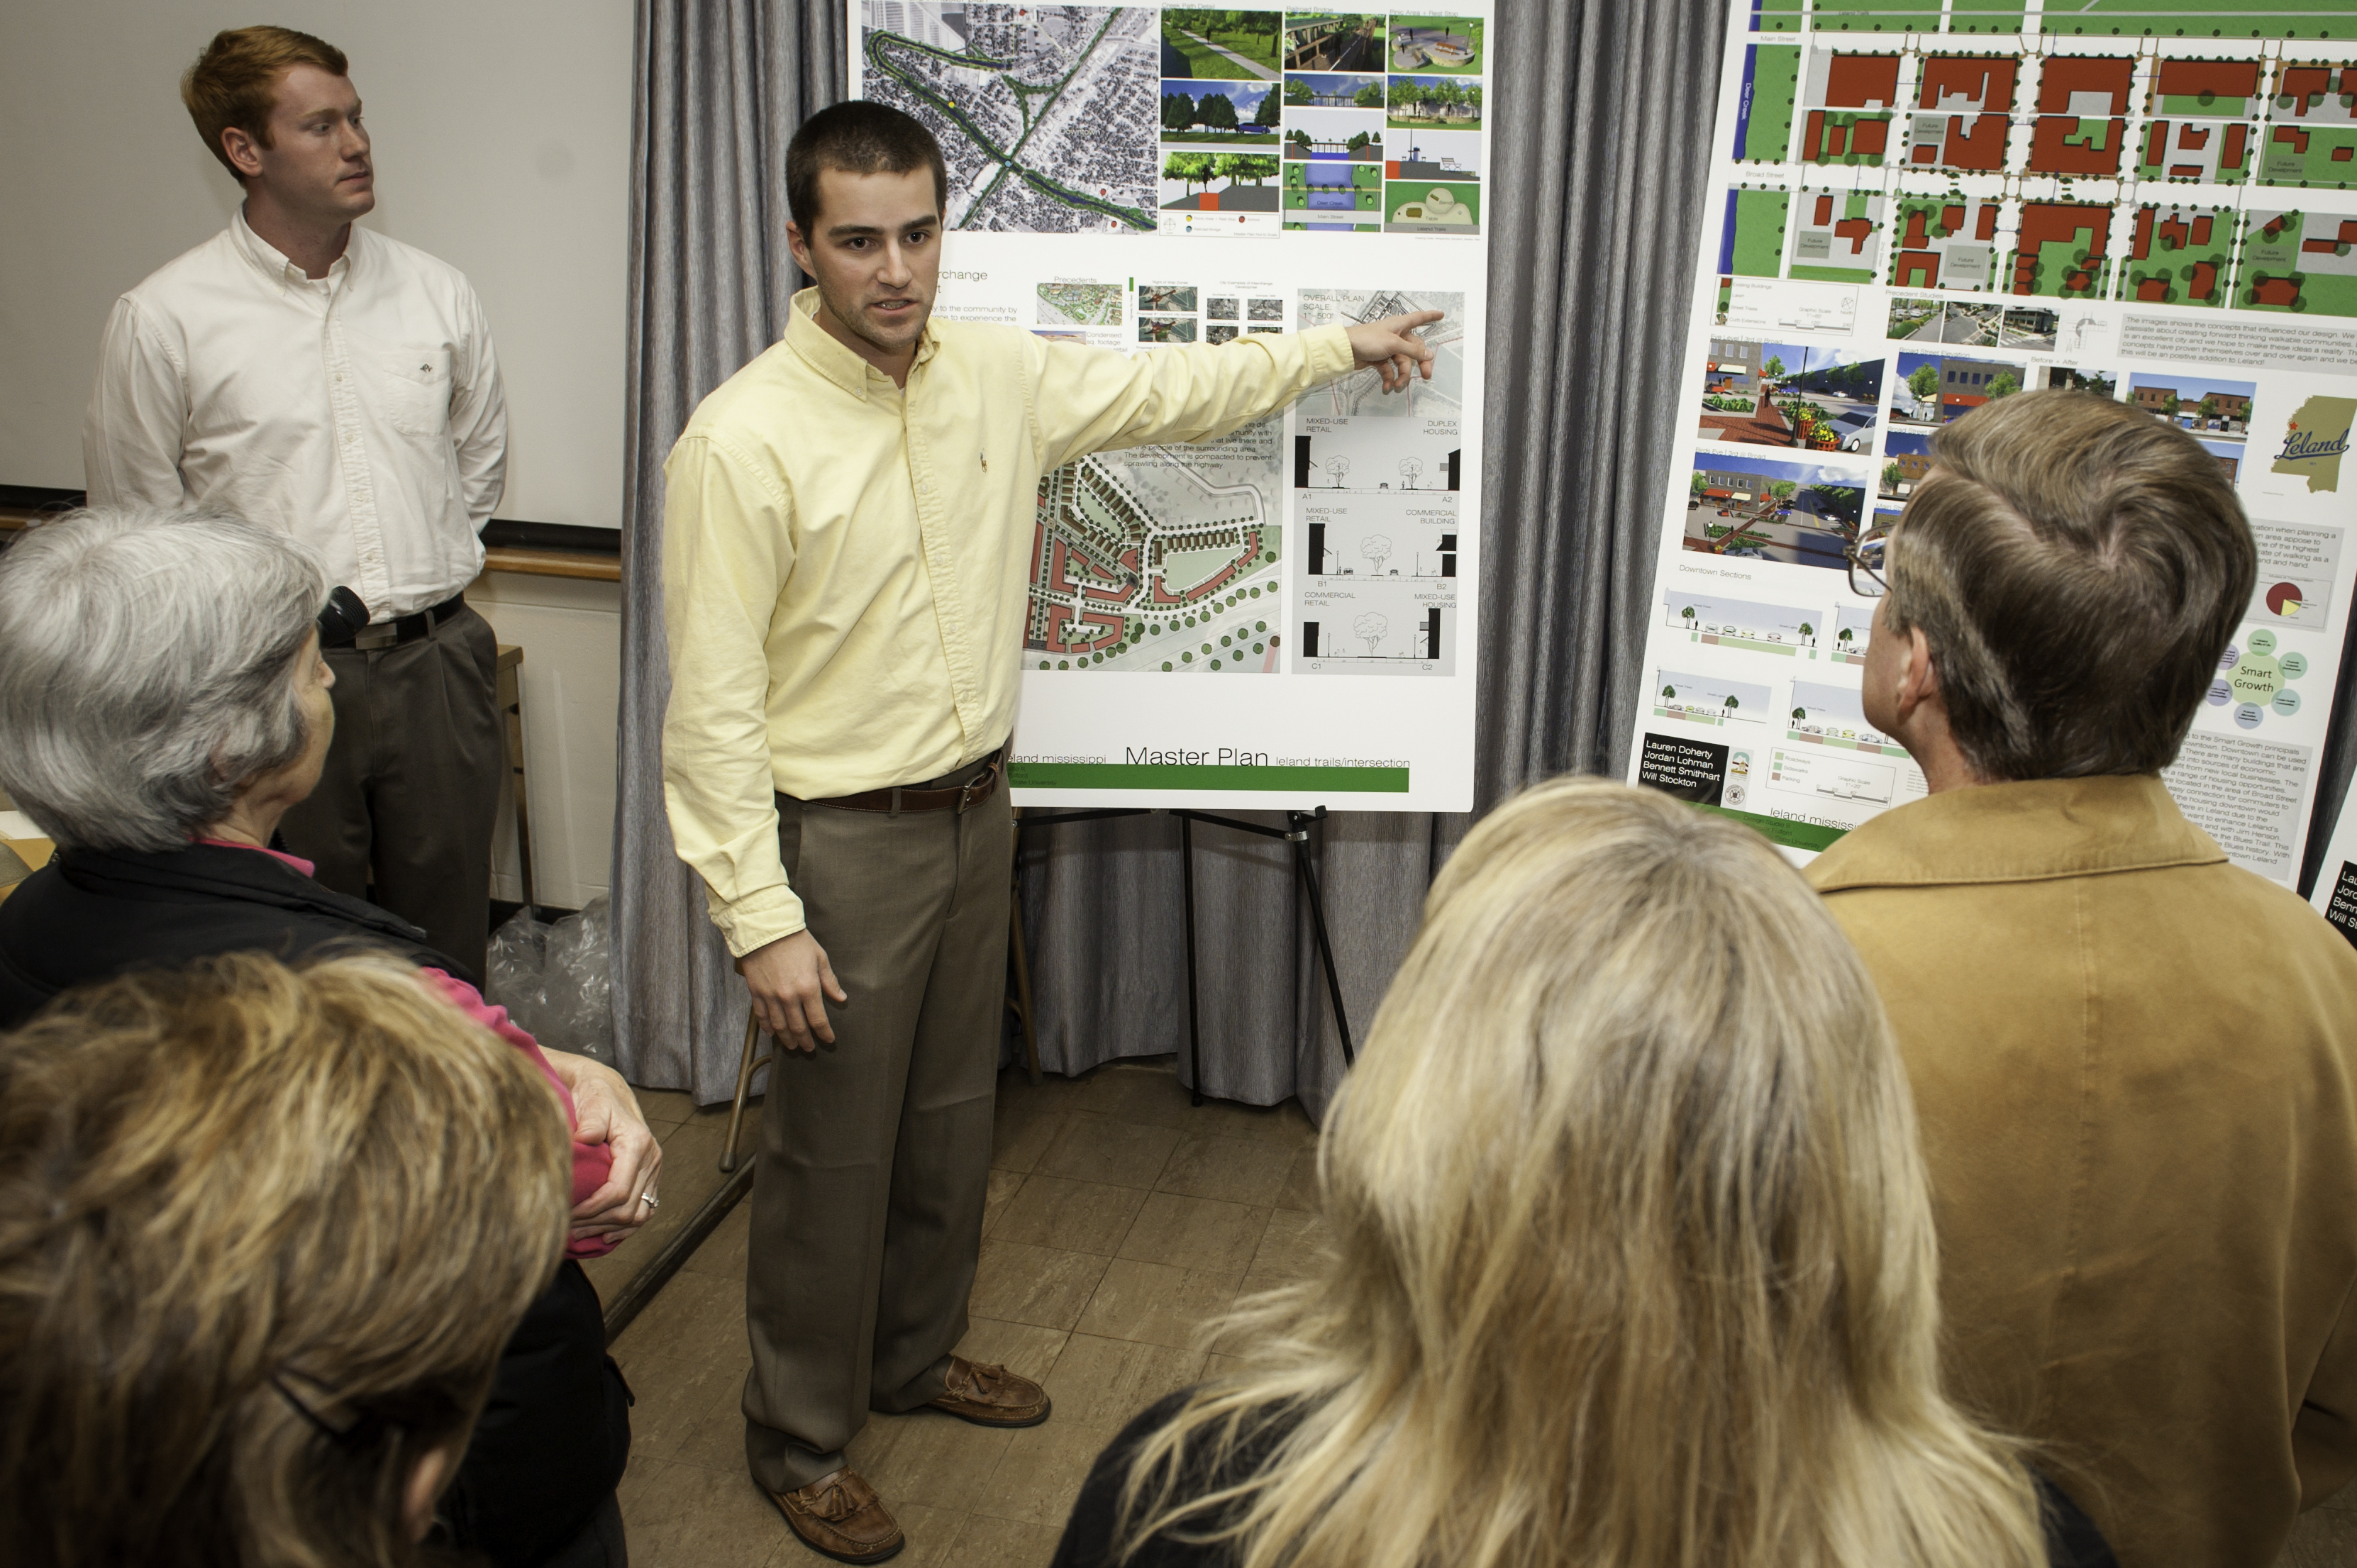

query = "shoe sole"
[[928, 1394, 1053, 1430], [762, 1487, 905, 1564]]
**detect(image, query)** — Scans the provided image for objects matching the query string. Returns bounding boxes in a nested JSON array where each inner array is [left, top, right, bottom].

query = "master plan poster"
[[1629, 0, 2357, 889], [853, 3, 1493, 811]]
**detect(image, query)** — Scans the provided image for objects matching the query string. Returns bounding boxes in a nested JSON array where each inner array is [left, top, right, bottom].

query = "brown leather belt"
[[811, 755, 1002, 816]]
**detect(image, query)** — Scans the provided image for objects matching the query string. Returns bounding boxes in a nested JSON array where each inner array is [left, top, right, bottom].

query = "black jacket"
[[0, 842, 463, 1024], [1052, 1391, 2119, 1568], [0, 841, 631, 1564]]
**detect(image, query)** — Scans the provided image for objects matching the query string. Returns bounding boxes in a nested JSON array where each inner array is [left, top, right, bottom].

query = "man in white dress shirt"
[[84, 26, 508, 975]]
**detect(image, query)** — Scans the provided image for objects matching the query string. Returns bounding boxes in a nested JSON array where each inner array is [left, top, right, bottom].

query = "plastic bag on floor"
[[483, 896, 615, 1064]]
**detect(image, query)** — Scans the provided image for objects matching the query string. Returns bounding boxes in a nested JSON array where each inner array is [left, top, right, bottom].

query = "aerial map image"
[[1037, 281, 1125, 325], [1026, 418, 1287, 672], [860, 3, 1159, 232]]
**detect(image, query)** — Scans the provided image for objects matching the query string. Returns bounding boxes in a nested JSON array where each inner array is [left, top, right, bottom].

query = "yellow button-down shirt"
[[662, 288, 1353, 954]]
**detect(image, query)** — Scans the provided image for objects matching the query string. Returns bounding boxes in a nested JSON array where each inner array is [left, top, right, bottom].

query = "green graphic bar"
[[1695, 802, 1848, 853], [1009, 763, 1410, 793]]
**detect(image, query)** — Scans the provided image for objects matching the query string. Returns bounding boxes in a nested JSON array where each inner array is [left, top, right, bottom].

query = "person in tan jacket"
[[1806, 389, 2357, 1568]]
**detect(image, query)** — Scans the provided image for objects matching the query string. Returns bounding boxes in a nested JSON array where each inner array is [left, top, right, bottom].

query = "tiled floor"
[[604, 1058, 2357, 1568], [608, 1058, 1324, 1567]]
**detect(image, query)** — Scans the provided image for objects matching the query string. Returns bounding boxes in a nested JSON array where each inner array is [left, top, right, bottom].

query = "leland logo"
[[2272, 396, 2356, 494]]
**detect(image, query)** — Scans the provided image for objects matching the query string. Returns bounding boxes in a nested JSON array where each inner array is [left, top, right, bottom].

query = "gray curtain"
[[611, 0, 843, 1099], [1017, 0, 1729, 1120], [612, 0, 1731, 1110]]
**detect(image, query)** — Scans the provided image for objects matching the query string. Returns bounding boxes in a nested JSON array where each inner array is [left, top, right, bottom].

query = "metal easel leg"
[[719, 1010, 770, 1174], [1289, 811, 1356, 1069], [1182, 811, 1203, 1107], [1008, 872, 1042, 1085]]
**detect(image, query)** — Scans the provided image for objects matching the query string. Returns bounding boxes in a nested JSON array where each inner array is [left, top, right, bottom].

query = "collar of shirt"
[[230, 206, 350, 308], [1806, 772, 2226, 892], [784, 285, 938, 401]]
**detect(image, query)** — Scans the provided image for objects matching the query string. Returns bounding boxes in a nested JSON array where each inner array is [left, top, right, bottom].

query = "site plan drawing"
[[852, 1, 1496, 810], [1631, 0, 2357, 886], [1027, 418, 1286, 673]]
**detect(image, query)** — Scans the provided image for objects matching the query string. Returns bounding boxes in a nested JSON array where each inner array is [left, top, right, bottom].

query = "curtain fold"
[[612, 0, 843, 1098], [611, 0, 1731, 1107]]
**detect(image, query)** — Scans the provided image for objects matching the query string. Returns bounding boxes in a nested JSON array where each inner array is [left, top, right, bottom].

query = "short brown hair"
[[1887, 390, 2255, 779], [0, 952, 570, 1567], [786, 101, 948, 235], [181, 26, 349, 182]]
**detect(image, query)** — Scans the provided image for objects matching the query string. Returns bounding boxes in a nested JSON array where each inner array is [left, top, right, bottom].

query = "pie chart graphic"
[[2266, 581, 2307, 617]]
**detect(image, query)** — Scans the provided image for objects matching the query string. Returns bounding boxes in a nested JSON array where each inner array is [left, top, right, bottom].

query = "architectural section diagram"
[[1296, 575, 1456, 675], [860, 3, 1158, 232]]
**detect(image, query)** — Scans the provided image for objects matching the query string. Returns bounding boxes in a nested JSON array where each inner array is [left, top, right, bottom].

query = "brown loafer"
[[766, 1468, 903, 1564], [926, 1355, 1052, 1428]]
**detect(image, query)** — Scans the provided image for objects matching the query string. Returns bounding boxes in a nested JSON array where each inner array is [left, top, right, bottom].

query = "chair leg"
[[1008, 879, 1042, 1085], [720, 1011, 770, 1173]]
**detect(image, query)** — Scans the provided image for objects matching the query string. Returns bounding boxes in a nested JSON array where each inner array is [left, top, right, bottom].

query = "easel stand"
[[1016, 806, 1358, 1106]]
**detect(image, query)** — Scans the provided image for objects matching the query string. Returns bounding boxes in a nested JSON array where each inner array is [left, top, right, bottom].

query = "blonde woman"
[[0, 952, 573, 1567], [1051, 778, 2113, 1568]]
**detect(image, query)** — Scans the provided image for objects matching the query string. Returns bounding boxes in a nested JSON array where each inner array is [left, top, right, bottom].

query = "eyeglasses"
[[1845, 528, 1889, 599]]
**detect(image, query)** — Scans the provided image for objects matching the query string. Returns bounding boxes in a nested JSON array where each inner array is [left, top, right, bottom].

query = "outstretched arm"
[[1031, 308, 1438, 473]]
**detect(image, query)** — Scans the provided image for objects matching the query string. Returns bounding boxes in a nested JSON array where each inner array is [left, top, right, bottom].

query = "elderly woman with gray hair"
[[0, 505, 653, 1568]]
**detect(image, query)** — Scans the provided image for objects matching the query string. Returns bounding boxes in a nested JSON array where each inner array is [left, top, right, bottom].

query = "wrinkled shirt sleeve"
[[660, 433, 806, 957]]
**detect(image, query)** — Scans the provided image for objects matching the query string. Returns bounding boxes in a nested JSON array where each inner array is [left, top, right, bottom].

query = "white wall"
[[472, 571, 621, 913], [0, 1, 634, 531]]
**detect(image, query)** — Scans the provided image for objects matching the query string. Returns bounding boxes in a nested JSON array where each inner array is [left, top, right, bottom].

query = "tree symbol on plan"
[[1324, 456, 1352, 489], [1663, 684, 1677, 700], [1797, 620, 1814, 645], [1724, 694, 1740, 713], [1361, 534, 1393, 574], [1680, 605, 1696, 625], [1837, 628, 1854, 651], [1399, 456, 1424, 489], [1792, 706, 1807, 723], [1355, 612, 1388, 654]]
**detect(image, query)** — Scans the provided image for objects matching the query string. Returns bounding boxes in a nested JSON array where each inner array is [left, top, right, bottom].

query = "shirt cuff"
[[1305, 323, 1355, 383], [706, 880, 808, 957]]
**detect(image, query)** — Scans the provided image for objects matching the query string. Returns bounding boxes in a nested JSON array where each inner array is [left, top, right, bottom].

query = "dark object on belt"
[[315, 585, 371, 647], [325, 591, 468, 651], [815, 754, 1002, 816]]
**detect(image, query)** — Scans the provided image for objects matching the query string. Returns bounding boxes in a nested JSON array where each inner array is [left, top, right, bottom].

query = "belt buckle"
[[958, 761, 997, 814], [353, 623, 397, 651]]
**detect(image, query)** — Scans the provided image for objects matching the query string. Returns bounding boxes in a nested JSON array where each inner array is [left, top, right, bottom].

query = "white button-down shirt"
[[82, 208, 506, 621]]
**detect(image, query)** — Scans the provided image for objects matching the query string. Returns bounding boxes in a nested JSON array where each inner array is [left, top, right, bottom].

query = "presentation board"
[[851, 4, 1494, 812], [1625, 0, 2357, 889], [2311, 774, 2357, 943]]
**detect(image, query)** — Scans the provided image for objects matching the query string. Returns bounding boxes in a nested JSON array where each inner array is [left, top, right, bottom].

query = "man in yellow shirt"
[[1807, 391, 2357, 1568], [661, 101, 1436, 1562]]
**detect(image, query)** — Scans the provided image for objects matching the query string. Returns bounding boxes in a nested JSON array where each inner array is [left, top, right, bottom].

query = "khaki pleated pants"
[[742, 755, 1012, 1493]]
